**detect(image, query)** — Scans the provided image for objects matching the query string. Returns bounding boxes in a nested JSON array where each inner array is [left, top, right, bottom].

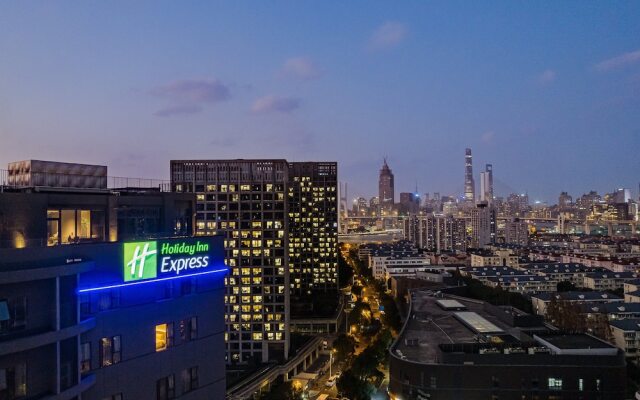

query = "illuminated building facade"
[[287, 162, 338, 296], [170, 160, 290, 364], [0, 166, 225, 399], [464, 148, 475, 204], [0, 236, 226, 400]]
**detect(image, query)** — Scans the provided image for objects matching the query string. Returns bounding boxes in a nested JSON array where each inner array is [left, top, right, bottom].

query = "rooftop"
[[609, 318, 640, 331], [531, 291, 623, 302], [535, 333, 615, 350], [394, 292, 522, 363]]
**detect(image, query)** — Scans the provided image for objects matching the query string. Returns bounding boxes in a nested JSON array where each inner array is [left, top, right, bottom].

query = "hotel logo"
[[124, 241, 158, 281]]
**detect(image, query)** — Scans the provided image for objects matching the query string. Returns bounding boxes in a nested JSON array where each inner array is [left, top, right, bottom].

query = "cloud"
[[154, 104, 203, 117], [537, 69, 557, 84], [150, 79, 231, 103], [251, 95, 301, 114], [150, 79, 231, 117], [481, 131, 495, 143], [595, 49, 640, 72], [368, 21, 407, 51], [282, 57, 321, 80]]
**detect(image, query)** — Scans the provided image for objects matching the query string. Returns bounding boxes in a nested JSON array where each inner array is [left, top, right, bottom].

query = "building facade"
[[464, 148, 475, 204], [287, 162, 338, 295], [0, 236, 226, 400], [170, 160, 290, 364], [378, 159, 395, 214], [170, 159, 339, 364]]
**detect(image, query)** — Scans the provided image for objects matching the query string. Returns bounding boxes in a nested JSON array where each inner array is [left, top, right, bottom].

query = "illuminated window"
[[548, 378, 563, 390], [156, 323, 174, 352], [81, 342, 91, 373]]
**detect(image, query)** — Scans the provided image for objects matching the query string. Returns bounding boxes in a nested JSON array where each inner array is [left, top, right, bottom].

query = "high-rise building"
[[464, 148, 475, 203], [404, 215, 467, 252], [170, 159, 339, 364], [479, 164, 493, 203], [378, 159, 395, 214], [611, 188, 631, 204], [171, 160, 290, 364], [287, 162, 338, 296], [469, 202, 496, 248], [505, 217, 529, 245], [353, 196, 369, 216], [0, 161, 226, 399], [399, 192, 420, 215], [558, 191, 573, 211]]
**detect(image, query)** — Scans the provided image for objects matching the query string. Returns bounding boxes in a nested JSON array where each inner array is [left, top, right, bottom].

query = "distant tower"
[[464, 148, 475, 203], [379, 158, 395, 214], [479, 164, 494, 203]]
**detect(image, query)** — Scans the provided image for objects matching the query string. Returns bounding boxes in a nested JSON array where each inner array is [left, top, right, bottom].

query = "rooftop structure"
[[389, 291, 626, 399]]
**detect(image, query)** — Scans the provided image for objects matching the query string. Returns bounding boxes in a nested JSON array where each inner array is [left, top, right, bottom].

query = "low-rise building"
[[389, 292, 626, 400], [583, 271, 639, 291], [486, 275, 557, 294], [531, 291, 623, 316], [609, 319, 640, 358], [470, 249, 519, 268]]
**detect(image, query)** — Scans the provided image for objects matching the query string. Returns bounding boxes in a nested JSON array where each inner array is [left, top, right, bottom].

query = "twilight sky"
[[1, 2, 639, 202]]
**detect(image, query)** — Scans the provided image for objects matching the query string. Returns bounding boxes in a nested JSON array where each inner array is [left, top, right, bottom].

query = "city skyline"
[[1, 2, 640, 201]]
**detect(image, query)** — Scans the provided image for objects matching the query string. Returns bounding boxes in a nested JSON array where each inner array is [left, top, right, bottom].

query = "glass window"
[[181, 367, 199, 393], [100, 336, 121, 367], [81, 342, 91, 373], [77, 210, 91, 239], [155, 323, 173, 351], [47, 219, 60, 246], [157, 374, 175, 400], [548, 378, 563, 390], [61, 209, 76, 243], [0, 364, 26, 397]]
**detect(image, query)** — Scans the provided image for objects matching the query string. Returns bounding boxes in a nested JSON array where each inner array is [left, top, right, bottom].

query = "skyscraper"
[[379, 159, 395, 214], [287, 162, 338, 296], [469, 201, 496, 248], [464, 148, 475, 203], [171, 160, 290, 364], [170, 159, 339, 365], [479, 164, 494, 203]]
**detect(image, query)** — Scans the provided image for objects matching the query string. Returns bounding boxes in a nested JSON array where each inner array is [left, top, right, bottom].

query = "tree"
[[333, 333, 356, 361], [338, 251, 354, 289], [557, 280, 577, 292], [337, 369, 374, 400]]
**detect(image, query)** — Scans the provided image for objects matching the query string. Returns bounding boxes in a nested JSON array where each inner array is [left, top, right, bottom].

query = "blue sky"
[[1, 2, 639, 202]]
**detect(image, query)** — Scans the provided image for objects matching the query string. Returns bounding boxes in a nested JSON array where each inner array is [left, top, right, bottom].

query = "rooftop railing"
[[0, 169, 171, 192]]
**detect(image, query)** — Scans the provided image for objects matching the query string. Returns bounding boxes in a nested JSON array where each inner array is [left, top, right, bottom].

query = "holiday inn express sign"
[[124, 239, 214, 282], [76, 236, 225, 293]]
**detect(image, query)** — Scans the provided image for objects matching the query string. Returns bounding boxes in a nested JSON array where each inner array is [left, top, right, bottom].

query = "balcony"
[[0, 318, 96, 356]]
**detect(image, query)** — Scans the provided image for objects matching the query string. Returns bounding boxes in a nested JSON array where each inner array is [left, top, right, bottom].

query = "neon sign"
[[78, 237, 226, 293]]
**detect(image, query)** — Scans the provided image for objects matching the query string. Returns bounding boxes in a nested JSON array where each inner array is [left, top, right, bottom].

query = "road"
[[301, 244, 391, 399]]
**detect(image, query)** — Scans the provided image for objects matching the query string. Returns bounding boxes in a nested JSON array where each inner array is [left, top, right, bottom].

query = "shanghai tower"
[[464, 148, 475, 203]]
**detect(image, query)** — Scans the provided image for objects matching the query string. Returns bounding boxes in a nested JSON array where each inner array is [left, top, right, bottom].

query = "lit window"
[[548, 378, 563, 390], [156, 323, 174, 352]]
